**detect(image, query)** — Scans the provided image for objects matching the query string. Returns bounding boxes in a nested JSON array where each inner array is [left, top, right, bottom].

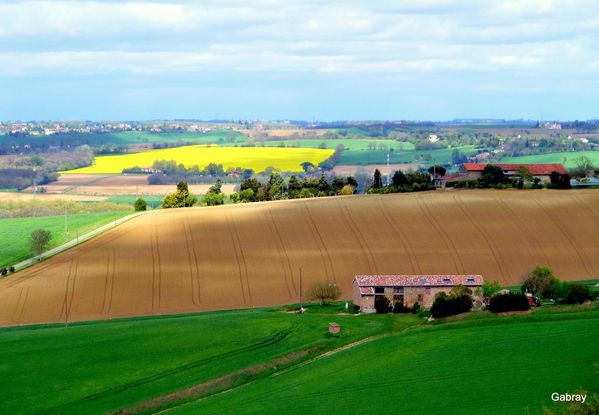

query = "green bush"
[[562, 284, 591, 304], [430, 292, 472, 318], [133, 198, 147, 212], [489, 292, 530, 313], [393, 301, 410, 314], [375, 296, 393, 314]]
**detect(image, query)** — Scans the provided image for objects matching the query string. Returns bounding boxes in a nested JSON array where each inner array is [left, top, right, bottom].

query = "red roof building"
[[352, 274, 483, 312], [460, 163, 568, 176]]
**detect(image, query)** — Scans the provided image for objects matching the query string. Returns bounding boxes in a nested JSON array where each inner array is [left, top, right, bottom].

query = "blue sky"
[[1, 0, 598, 121]]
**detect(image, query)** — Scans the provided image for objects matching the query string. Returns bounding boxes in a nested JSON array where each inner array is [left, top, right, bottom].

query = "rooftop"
[[461, 163, 568, 175], [354, 274, 483, 294]]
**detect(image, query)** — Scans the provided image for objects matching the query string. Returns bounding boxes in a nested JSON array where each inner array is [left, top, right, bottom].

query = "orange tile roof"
[[354, 275, 483, 293], [461, 163, 567, 175]]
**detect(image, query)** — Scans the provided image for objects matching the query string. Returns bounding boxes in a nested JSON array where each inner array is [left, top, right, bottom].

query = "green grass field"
[[338, 145, 478, 165], [0, 306, 400, 414], [260, 138, 414, 152], [500, 151, 599, 169], [0, 304, 597, 414], [0, 211, 131, 268], [106, 195, 168, 209], [172, 307, 599, 415]]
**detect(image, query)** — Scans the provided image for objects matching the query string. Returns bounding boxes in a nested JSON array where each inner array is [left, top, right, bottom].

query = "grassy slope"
[[173, 307, 599, 415], [338, 145, 478, 165], [0, 211, 131, 268], [260, 138, 415, 151], [0, 307, 402, 415], [500, 151, 599, 168]]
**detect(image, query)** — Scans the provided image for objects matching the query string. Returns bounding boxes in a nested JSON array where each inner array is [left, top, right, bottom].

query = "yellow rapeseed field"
[[63, 145, 335, 174]]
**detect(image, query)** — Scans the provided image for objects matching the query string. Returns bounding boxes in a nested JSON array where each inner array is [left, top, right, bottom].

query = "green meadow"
[[500, 151, 599, 168], [0, 211, 131, 268], [0, 303, 597, 414]]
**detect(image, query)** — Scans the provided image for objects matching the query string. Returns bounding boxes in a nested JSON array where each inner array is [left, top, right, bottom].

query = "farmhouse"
[[459, 163, 568, 183], [438, 163, 568, 187], [353, 275, 483, 313]]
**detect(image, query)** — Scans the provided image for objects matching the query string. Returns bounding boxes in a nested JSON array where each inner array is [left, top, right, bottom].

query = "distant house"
[[352, 275, 483, 313], [459, 163, 568, 183], [438, 163, 568, 187]]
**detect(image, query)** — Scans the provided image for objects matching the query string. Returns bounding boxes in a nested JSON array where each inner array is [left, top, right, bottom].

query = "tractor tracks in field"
[[182, 214, 201, 305], [61, 257, 79, 324], [339, 200, 378, 275], [531, 195, 596, 277], [266, 205, 296, 298], [101, 248, 116, 315], [11, 286, 30, 322], [376, 198, 421, 273], [417, 195, 465, 274], [225, 210, 253, 307], [494, 197, 552, 267], [301, 201, 336, 283], [453, 196, 510, 277], [43, 327, 296, 415], [150, 218, 162, 312]]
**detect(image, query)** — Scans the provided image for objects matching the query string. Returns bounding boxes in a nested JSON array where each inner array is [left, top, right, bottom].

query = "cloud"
[[0, 0, 597, 119]]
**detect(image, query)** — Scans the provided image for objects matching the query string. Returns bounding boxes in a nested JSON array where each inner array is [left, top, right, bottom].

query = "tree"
[[549, 171, 572, 189], [301, 161, 315, 173], [563, 284, 591, 304], [482, 280, 501, 300], [480, 164, 506, 185], [133, 198, 147, 212], [516, 166, 533, 183], [267, 173, 285, 200], [318, 174, 329, 194], [391, 170, 409, 188], [521, 266, 560, 298], [308, 281, 341, 305], [162, 181, 197, 208], [340, 184, 355, 195], [229, 192, 240, 203], [427, 165, 446, 178], [202, 192, 226, 206], [373, 169, 383, 189], [29, 229, 52, 258]]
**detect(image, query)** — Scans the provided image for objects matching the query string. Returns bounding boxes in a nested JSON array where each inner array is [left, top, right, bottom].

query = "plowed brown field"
[[1, 190, 598, 326]]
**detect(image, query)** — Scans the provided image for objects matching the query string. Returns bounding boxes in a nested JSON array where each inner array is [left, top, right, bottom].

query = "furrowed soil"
[[1, 190, 599, 326]]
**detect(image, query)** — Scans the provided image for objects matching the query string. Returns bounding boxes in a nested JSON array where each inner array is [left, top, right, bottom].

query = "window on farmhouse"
[[374, 287, 384, 295]]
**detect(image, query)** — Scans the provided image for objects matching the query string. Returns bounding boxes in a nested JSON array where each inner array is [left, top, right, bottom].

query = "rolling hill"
[[1, 190, 599, 326]]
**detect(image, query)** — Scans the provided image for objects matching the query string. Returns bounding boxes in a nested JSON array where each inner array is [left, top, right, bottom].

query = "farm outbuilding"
[[353, 275, 483, 313]]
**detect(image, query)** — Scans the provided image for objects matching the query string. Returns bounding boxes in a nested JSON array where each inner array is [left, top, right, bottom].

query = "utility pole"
[[299, 267, 303, 312], [64, 205, 68, 234], [387, 150, 391, 186]]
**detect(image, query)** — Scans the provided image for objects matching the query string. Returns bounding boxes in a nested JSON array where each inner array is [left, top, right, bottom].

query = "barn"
[[352, 275, 484, 313]]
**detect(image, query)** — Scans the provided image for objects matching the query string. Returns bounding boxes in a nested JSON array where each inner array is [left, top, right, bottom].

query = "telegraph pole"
[[386, 150, 391, 186], [299, 267, 303, 312], [64, 205, 68, 234]]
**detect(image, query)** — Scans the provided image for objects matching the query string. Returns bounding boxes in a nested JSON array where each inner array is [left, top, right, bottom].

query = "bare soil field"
[[0, 192, 106, 202], [333, 163, 423, 176], [29, 174, 236, 196], [1, 190, 598, 326]]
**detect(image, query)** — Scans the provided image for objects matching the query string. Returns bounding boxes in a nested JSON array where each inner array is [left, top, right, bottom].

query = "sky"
[[0, 0, 598, 121]]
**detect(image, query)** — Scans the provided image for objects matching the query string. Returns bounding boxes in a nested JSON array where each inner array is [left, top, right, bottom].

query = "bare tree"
[[308, 281, 341, 305]]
